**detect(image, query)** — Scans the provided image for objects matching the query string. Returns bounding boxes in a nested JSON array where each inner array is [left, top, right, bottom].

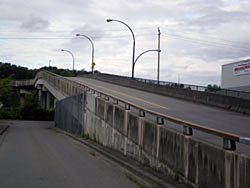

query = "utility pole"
[[157, 27, 161, 84], [49, 59, 51, 67]]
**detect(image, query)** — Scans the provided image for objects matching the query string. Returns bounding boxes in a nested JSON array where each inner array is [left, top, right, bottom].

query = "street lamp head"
[[75, 34, 80, 36], [61, 49, 64, 51], [106, 19, 113, 22]]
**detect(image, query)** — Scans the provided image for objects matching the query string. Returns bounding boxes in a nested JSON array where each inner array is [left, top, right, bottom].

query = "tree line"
[[0, 62, 91, 80], [0, 62, 89, 120]]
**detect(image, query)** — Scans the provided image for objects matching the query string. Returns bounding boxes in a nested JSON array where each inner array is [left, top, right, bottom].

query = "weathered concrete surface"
[[196, 141, 225, 188], [158, 127, 185, 176], [55, 91, 250, 188], [114, 106, 125, 135], [127, 113, 139, 145], [105, 102, 114, 126], [55, 94, 84, 136], [96, 97, 105, 120], [239, 154, 250, 188], [142, 120, 157, 158], [35, 79, 67, 100]]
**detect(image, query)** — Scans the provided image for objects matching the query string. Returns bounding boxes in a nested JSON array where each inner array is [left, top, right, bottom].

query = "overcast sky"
[[1, 0, 250, 86]]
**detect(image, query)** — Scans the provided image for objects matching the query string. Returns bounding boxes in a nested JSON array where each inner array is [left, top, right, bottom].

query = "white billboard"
[[234, 60, 250, 76]]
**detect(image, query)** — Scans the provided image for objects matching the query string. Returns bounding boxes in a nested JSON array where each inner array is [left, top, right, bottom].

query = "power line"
[[0, 32, 156, 40], [1, 28, 250, 52], [1, 25, 250, 47], [164, 33, 250, 52], [166, 29, 250, 48], [0, 26, 155, 34]]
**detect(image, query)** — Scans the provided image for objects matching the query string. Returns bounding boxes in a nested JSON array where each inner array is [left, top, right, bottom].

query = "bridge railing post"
[[183, 126, 193, 136], [223, 138, 236, 150]]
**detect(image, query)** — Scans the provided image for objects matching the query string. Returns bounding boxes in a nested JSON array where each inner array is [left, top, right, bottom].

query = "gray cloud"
[[1, 0, 250, 85], [20, 16, 50, 31]]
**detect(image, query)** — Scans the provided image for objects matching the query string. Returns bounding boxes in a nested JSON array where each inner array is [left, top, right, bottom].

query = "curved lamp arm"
[[61, 49, 75, 71], [134, 49, 161, 65], [107, 19, 136, 78], [75, 34, 95, 64]]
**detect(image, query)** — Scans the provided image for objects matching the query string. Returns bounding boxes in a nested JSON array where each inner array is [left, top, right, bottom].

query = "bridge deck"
[[69, 77, 250, 155]]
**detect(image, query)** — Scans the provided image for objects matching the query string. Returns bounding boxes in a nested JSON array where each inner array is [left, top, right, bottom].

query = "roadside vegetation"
[[0, 62, 89, 79], [0, 78, 20, 119], [0, 77, 54, 120], [0, 62, 89, 120]]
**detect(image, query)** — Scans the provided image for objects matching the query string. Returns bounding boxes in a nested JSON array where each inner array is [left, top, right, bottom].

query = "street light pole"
[[107, 19, 136, 79], [75, 34, 95, 73], [61, 49, 75, 71], [157, 27, 161, 84]]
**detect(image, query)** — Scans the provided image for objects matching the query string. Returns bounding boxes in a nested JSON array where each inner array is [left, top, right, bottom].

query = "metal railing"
[[135, 77, 250, 100], [39, 70, 250, 150], [84, 72, 250, 100]]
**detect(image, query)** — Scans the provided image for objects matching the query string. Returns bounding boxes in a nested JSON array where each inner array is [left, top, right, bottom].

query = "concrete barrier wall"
[[83, 73, 250, 115], [55, 94, 84, 136], [55, 92, 250, 188]]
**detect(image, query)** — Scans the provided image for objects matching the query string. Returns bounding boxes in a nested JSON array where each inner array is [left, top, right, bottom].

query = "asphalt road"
[[68, 77, 250, 154], [0, 121, 139, 188]]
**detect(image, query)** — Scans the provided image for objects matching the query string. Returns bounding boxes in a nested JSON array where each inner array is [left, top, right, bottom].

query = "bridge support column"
[[19, 89, 32, 107], [41, 87, 47, 109], [46, 91, 51, 110], [20, 93, 25, 108], [37, 84, 43, 107], [54, 98, 57, 108]]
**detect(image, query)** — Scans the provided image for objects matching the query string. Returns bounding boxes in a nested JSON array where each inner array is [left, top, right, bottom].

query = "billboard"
[[233, 60, 250, 76]]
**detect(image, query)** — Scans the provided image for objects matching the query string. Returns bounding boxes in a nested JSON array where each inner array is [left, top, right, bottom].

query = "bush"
[[0, 107, 20, 119], [33, 108, 54, 121], [206, 84, 221, 92], [20, 92, 54, 121], [0, 78, 20, 107]]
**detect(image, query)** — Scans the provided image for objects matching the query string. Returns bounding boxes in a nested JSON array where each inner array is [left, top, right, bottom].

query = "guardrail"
[[11, 79, 35, 87], [39, 70, 250, 150], [136, 77, 250, 100], [91, 73, 250, 100]]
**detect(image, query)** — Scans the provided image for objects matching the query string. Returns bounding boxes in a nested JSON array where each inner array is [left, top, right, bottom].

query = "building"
[[221, 59, 250, 92]]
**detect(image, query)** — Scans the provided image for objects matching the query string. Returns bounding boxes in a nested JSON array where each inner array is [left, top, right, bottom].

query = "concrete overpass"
[[13, 69, 250, 188]]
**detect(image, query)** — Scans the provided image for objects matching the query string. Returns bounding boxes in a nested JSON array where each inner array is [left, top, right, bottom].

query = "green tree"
[[0, 62, 36, 79], [0, 78, 20, 119], [20, 92, 38, 120], [206, 84, 221, 92], [20, 92, 54, 120], [0, 78, 19, 107]]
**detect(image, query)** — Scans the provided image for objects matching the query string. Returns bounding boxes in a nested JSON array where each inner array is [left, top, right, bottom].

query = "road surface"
[[0, 121, 139, 188], [69, 77, 250, 154]]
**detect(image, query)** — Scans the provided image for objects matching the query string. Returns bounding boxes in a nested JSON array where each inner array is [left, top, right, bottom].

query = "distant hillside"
[[0, 62, 90, 80], [0, 62, 36, 80], [0, 62, 90, 120]]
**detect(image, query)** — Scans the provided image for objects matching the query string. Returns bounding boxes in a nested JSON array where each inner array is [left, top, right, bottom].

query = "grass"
[[82, 133, 89, 140], [126, 173, 153, 188]]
